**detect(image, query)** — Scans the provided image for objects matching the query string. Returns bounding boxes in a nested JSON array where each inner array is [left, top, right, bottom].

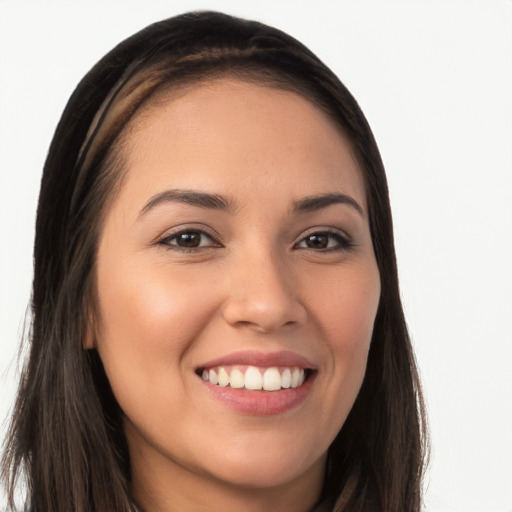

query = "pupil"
[[306, 234, 328, 249], [178, 232, 200, 247]]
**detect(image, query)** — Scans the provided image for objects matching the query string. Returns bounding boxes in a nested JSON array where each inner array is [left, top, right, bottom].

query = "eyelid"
[[294, 227, 353, 251], [156, 224, 222, 249]]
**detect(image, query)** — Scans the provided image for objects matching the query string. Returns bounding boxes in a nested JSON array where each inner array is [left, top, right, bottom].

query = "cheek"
[[93, 256, 222, 406], [98, 256, 217, 343], [312, 264, 380, 353], [306, 263, 380, 419]]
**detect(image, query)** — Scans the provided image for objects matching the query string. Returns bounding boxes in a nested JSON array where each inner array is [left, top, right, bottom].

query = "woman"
[[1, 11, 428, 512]]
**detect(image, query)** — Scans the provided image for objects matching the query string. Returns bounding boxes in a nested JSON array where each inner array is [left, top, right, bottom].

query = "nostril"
[[221, 274, 307, 333]]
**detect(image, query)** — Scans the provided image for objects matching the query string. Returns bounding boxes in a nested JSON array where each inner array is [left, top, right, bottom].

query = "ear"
[[84, 328, 96, 349], [83, 308, 97, 349]]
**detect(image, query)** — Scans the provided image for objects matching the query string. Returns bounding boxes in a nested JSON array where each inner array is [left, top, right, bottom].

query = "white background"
[[1, 1, 511, 511]]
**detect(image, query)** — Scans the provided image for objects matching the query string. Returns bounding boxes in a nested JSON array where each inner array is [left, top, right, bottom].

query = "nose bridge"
[[222, 242, 306, 332]]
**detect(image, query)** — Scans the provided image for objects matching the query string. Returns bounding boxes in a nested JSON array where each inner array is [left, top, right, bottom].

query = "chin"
[[199, 438, 326, 489]]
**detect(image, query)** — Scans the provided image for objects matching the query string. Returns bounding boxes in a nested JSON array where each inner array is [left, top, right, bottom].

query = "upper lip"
[[197, 350, 316, 370]]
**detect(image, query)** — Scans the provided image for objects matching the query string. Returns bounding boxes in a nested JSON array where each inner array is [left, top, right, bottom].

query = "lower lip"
[[199, 373, 316, 415]]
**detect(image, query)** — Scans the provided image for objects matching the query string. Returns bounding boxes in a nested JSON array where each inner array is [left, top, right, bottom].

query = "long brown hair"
[[1, 11, 428, 512]]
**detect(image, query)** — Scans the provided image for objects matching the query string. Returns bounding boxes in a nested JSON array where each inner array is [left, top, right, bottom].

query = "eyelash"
[[157, 227, 353, 254], [157, 228, 220, 253], [295, 229, 353, 252]]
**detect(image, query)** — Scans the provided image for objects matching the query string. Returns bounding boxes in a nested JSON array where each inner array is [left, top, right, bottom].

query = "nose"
[[221, 251, 307, 333]]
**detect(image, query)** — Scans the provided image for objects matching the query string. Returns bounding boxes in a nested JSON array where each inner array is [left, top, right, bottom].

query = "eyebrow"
[[293, 193, 364, 217], [138, 189, 235, 218], [138, 189, 364, 219]]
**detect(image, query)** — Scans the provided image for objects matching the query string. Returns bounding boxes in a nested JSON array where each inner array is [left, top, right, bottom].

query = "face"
[[93, 79, 380, 504]]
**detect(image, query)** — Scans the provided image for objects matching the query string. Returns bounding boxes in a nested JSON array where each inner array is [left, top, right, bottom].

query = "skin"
[[91, 78, 381, 512]]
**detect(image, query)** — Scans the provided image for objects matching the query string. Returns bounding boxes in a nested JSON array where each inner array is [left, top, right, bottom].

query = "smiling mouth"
[[196, 365, 314, 391]]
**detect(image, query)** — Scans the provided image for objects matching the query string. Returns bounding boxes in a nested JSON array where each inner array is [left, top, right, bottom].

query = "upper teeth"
[[201, 366, 306, 391]]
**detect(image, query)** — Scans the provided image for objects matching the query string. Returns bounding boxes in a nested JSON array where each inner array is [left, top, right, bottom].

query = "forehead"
[[116, 78, 367, 212]]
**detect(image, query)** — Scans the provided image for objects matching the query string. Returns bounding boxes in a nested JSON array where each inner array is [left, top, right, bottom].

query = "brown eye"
[[296, 231, 352, 251], [159, 230, 218, 250], [304, 233, 329, 249], [175, 232, 202, 247]]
